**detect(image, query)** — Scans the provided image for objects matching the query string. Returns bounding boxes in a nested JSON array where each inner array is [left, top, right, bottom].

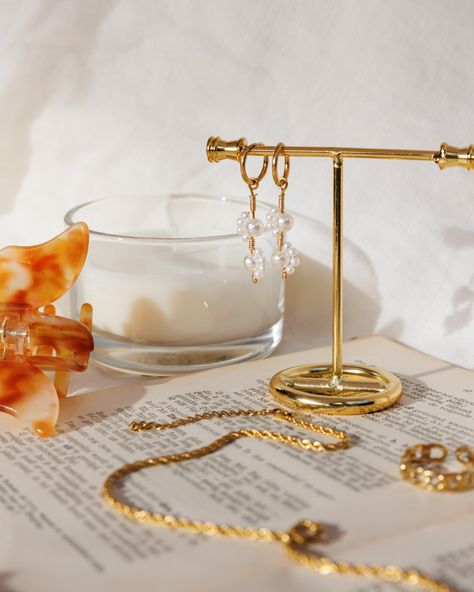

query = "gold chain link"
[[102, 408, 453, 592]]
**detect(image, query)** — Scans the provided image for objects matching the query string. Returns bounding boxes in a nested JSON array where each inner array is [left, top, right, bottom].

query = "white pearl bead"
[[243, 255, 257, 271], [246, 218, 264, 237], [272, 252, 286, 267], [277, 213, 294, 231], [253, 269, 264, 281], [283, 265, 295, 275], [283, 243, 297, 257], [241, 233, 249, 242], [241, 211, 251, 220], [289, 256, 300, 267]]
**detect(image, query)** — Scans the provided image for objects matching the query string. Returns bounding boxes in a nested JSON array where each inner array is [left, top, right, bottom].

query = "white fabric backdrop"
[[0, 0, 472, 368]]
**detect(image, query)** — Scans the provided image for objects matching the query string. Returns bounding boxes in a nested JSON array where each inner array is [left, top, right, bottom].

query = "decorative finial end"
[[206, 136, 248, 163], [436, 143, 474, 170]]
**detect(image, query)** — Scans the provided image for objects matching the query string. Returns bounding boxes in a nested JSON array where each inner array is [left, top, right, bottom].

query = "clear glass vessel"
[[65, 194, 284, 375]]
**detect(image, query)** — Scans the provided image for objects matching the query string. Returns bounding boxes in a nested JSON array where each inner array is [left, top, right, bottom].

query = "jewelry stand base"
[[269, 363, 402, 415]]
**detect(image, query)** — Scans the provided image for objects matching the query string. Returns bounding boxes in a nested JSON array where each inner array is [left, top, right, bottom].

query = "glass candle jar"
[[65, 194, 284, 375]]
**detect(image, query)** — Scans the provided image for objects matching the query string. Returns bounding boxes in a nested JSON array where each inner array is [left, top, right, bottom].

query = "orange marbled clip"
[[0, 223, 94, 438]]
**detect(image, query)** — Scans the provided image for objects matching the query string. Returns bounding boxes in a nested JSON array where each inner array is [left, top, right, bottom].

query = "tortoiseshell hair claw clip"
[[0, 223, 93, 437]]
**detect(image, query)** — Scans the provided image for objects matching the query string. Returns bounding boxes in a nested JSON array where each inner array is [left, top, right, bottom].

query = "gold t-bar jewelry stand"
[[207, 138, 474, 415]]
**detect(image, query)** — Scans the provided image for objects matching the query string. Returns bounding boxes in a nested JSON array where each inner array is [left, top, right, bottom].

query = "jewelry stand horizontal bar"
[[207, 137, 474, 168], [207, 137, 473, 415]]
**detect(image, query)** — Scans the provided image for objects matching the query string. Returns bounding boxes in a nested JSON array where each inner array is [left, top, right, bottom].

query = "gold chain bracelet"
[[102, 407, 453, 592]]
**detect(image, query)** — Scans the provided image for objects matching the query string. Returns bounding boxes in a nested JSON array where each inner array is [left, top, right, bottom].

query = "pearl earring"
[[237, 143, 269, 283], [268, 143, 300, 278]]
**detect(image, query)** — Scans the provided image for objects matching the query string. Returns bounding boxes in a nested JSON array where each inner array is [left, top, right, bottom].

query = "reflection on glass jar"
[[65, 194, 284, 375]]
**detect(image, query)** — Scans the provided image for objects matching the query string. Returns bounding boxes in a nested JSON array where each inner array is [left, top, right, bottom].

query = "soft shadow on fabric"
[[281, 212, 390, 353], [443, 227, 474, 335], [284, 256, 381, 353]]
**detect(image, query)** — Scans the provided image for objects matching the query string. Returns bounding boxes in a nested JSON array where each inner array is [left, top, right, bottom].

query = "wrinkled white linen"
[[0, 0, 472, 368]]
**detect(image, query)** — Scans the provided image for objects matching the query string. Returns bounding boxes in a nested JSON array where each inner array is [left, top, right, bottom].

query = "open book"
[[0, 336, 473, 592]]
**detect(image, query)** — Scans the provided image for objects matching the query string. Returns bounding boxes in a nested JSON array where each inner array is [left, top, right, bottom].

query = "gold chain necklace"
[[102, 407, 453, 592]]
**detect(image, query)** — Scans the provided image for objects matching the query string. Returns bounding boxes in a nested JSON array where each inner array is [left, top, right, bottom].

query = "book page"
[[0, 336, 473, 592]]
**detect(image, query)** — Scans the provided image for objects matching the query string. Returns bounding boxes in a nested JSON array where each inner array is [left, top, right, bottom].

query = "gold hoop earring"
[[267, 143, 300, 279], [237, 143, 269, 283], [400, 443, 474, 492]]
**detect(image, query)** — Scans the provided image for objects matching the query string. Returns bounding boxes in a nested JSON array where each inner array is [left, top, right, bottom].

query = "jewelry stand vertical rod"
[[332, 156, 343, 380], [207, 137, 473, 415]]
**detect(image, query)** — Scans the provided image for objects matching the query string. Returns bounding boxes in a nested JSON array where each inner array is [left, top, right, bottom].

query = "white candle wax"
[[77, 238, 283, 346]]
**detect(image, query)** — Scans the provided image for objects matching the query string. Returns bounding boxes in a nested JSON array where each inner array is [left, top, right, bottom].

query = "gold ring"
[[272, 142, 290, 189], [240, 143, 268, 188], [400, 443, 474, 492]]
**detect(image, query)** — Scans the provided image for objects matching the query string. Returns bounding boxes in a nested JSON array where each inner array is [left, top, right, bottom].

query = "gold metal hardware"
[[239, 142, 268, 186], [207, 137, 442, 162], [270, 363, 402, 414], [207, 137, 472, 415], [272, 143, 290, 185], [436, 143, 474, 170], [207, 136, 248, 163]]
